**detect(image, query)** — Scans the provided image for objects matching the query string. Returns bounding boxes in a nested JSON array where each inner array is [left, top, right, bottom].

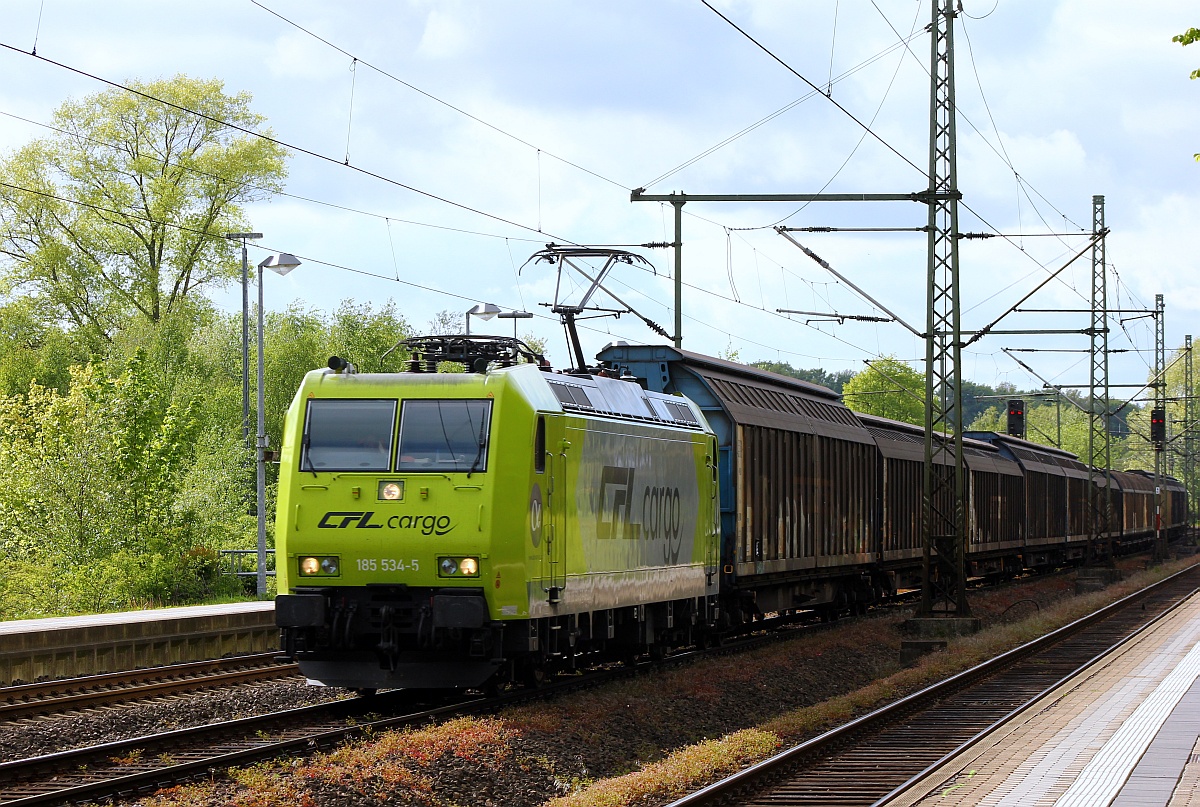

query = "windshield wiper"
[[300, 432, 317, 477], [466, 412, 487, 478]]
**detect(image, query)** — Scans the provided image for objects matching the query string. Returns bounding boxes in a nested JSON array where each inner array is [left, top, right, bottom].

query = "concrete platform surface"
[[0, 600, 273, 634], [0, 601, 277, 684], [887, 591, 1200, 807]]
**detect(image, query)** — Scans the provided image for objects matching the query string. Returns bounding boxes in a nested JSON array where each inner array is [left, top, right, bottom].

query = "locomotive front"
[[276, 333, 722, 691], [274, 350, 546, 691]]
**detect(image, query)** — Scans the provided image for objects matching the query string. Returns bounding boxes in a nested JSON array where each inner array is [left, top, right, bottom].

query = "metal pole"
[[224, 233, 262, 445], [1187, 335, 1195, 532], [1056, 390, 1062, 448], [673, 200, 684, 349], [256, 262, 268, 599], [1087, 196, 1111, 566], [1154, 294, 1165, 560], [919, 0, 969, 619], [241, 244, 251, 444]]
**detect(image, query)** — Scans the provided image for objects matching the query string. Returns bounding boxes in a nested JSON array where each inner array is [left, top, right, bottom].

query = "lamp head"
[[467, 302, 501, 321], [259, 253, 301, 276]]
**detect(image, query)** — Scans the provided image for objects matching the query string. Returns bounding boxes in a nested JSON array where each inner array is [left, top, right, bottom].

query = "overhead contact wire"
[[249, 0, 632, 193], [0, 40, 579, 245], [0, 107, 546, 245]]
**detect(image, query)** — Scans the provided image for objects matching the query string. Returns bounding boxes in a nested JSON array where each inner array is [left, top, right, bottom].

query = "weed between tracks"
[[130, 555, 1197, 807]]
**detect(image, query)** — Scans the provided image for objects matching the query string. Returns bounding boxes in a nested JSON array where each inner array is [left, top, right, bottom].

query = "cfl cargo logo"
[[596, 465, 683, 545], [317, 511, 455, 536]]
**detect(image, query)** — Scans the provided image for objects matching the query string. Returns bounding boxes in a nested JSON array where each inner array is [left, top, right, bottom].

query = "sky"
[[2, 0, 1198, 403]]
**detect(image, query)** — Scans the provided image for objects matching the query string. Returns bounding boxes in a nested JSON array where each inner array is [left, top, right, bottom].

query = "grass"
[[133, 554, 1198, 807], [547, 555, 1199, 807], [543, 731, 780, 807]]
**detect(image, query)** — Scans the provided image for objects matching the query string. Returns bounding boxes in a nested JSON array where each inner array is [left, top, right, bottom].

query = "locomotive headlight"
[[377, 480, 404, 501], [438, 556, 480, 578], [298, 555, 340, 576]]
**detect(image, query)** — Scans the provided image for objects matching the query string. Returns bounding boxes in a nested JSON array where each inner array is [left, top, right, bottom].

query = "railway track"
[[665, 561, 1200, 807], [0, 646, 664, 807], [0, 653, 298, 721], [0, 617, 802, 807], [0, 687, 463, 806], [2, 556, 1192, 805]]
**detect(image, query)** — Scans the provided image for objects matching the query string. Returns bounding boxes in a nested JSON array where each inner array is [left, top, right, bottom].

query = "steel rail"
[[872, 581, 1200, 806], [0, 653, 297, 720], [0, 613, 847, 806], [664, 562, 1200, 807]]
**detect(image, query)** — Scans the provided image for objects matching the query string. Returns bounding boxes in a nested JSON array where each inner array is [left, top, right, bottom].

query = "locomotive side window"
[[397, 400, 493, 473], [301, 399, 397, 471], [534, 416, 546, 473]]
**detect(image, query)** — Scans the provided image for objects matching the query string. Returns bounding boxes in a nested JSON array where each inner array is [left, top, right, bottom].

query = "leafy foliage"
[[841, 356, 925, 426], [0, 293, 411, 618], [0, 75, 288, 343], [0, 354, 242, 616], [967, 394, 1135, 470], [1174, 28, 1200, 79], [750, 361, 854, 393], [1173, 28, 1200, 159]]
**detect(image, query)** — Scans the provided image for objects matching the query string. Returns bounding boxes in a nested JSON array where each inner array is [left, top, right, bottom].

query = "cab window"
[[301, 399, 396, 471], [534, 416, 546, 473], [397, 400, 492, 473]]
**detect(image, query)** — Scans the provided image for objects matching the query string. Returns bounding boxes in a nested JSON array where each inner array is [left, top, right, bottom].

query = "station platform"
[[0, 601, 276, 685], [887, 590, 1200, 807]]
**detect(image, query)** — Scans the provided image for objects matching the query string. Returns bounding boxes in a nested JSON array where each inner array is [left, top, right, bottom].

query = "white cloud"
[[415, 9, 472, 60]]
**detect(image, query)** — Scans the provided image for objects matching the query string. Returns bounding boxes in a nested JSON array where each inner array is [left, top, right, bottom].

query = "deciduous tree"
[[841, 356, 925, 426], [0, 75, 288, 344], [1174, 28, 1200, 160]]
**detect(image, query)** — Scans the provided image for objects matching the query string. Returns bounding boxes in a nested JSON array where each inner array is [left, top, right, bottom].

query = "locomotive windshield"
[[397, 399, 492, 473], [300, 399, 396, 472]]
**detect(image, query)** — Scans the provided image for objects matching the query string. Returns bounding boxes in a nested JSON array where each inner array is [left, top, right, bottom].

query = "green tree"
[[0, 352, 242, 616], [0, 296, 417, 617], [1174, 28, 1200, 78], [751, 360, 854, 393], [0, 75, 288, 345], [967, 396, 1135, 470], [1174, 28, 1200, 160], [330, 300, 413, 373], [426, 309, 463, 335], [0, 298, 86, 395], [841, 356, 925, 426], [1162, 342, 1197, 499]]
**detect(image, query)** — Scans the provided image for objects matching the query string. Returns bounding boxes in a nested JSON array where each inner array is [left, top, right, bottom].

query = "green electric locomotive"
[[274, 335, 720, 690]]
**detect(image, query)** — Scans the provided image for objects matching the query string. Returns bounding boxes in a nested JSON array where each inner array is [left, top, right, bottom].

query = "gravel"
[[0, 677, 348, 762], [0, 566, 1148, 806]]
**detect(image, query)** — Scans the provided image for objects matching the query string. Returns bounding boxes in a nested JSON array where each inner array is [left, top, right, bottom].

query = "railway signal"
[[1006, 399, 1026, 439], [1150, 408, 1166, 450]]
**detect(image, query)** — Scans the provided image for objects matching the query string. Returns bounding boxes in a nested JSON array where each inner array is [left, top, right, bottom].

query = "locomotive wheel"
[[520, 660, 548, 688]]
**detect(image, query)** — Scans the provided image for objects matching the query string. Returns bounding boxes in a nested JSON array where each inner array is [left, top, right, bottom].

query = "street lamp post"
[[465, 303, 532, 337], [255, 252, 301, 598], [224, 233, 262, 444], [465, 302, 501, 334]]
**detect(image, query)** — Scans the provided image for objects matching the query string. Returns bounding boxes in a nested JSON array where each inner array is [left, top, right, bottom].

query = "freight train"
[[274, 335, 1188, 691]]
